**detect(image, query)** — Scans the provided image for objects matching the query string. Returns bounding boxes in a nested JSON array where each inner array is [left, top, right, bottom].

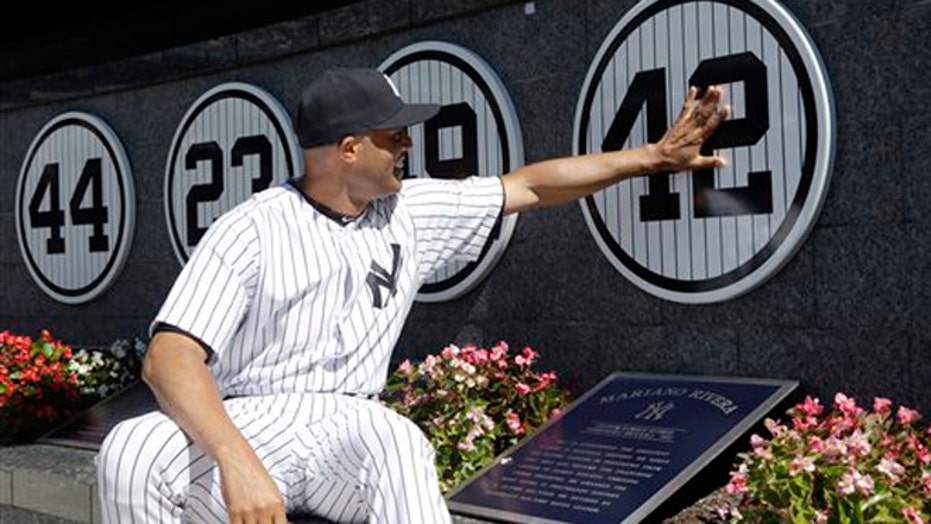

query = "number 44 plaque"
[[447, 373, 797, 524]]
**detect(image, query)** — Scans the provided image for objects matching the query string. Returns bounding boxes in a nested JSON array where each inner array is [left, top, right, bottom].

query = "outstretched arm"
[[502, 85, 729, 215]]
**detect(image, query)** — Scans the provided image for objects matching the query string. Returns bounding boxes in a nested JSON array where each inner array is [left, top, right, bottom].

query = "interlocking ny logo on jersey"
[[366, 244, 402, 309]]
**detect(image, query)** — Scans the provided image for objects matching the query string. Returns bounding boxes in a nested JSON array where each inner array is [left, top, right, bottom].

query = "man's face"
[[351, 127, 412, 198]]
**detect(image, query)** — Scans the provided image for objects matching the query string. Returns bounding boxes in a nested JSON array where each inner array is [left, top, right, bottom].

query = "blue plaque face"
[[447, 373, 796, 524]]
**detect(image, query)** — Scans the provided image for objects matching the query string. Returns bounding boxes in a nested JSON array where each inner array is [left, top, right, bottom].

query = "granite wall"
[[0, 0, 927, 411]]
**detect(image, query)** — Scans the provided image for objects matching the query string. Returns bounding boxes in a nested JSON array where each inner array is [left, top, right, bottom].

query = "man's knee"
[[97, 417, 136, 484], [96, 412, 175, 487], [365, 407, 436, 465]]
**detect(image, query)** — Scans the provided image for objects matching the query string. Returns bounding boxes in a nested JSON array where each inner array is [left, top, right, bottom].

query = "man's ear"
[[337, 135, 359, 163]]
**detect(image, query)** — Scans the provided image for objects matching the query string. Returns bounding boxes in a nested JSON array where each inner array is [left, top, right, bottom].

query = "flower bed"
[[721, 393, 931, 523], [380, 341, 575, 492], [0, 330, 144, 444]]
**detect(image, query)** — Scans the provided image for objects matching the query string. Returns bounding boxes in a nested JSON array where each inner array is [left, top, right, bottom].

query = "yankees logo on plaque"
[[575, 0, 835, 303], [16, 112, 136, 304], [164, 82, 302, 264], [379, 41, 523, 303]]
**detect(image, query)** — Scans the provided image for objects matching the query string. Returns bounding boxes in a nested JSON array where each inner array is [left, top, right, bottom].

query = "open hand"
[[653, 85, 730, 172]]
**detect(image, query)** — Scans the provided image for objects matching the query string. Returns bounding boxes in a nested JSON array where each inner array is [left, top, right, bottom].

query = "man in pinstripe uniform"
[[97, 68, 728, 524]]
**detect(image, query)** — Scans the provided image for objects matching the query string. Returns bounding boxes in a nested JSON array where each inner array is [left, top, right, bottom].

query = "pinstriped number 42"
[[604, 52, 773, 222]]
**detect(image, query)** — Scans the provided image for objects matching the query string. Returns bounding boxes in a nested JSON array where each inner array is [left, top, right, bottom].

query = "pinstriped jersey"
[[151, 176, 504, 397]]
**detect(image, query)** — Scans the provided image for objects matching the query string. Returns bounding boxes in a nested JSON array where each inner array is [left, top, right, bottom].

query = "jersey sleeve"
[[401, 176, 505, 281], [150, 210, 260, 364]]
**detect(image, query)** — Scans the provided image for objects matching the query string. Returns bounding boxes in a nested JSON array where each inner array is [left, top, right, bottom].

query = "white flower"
[[110, 339, 128, 359]]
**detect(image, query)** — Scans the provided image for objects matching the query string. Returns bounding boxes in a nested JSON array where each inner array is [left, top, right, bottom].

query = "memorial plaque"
[[447, 373, 796, 524], [39, 381, 158, 450]]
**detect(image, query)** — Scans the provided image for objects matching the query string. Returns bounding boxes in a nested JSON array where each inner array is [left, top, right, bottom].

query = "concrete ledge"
[[1, 469, 11, 505], [0, 445, 98, 523], [0, 443, 493, 524], [13, 469, 95, 523], [0, 504, 83, 524]]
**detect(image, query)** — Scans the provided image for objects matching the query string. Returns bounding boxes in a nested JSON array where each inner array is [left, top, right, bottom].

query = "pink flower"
[[753, 446, 773, 460], [403, 391, 417, 408], [846, 430, 872, 456], [467, 424, 485, 440], [855, 473, 875, 496], [834, 393, 857, 413], [441, 345, 460, 359], [521, 346, 538, 362], [506, 411, 524, 435], [515, 383, 530, 395], [725, 465, 749, 494], [876, 457, 905, 483], [923, 471, 931, 494], [837, 469, 860, 496], [764, 418, 787, 437], [897, 406, 922, 426], [822, 436, 848, 462], [920, 446, 931, 466], [490, 342, 508, 362], [789, 456, 816, 476], [808, 436, 826, 453], [814, 510, 829, 523], [473, 349, 489, 365], [550, 408, 563, 419], [750, 434, 767, 449], [533, 372, 557, 392], [420, 355, 439, 376], [398, 359, 414, 375], [792, 415, 817, 431], [457, 438, 476, 452], [834, 393, 864, 417], [903, 507, 924, 524], [797, 396, 824, 417], [874, 397, 893, 416], [466, 406, 485, 424], [514, 355, 528, 367]]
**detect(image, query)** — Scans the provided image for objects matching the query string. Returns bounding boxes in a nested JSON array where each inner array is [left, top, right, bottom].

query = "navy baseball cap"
[[295, 68, 440, 148]]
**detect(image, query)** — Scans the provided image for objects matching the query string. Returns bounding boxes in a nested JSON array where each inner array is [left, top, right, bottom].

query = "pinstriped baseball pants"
[[95, 393, 451, 524]]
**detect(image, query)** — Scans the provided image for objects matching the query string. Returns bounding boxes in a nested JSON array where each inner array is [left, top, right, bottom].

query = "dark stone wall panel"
[[0, 0, 925, 412]]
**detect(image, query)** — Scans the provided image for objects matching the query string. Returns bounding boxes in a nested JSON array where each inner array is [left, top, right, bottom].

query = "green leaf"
[[860, 492, 892, 512]]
